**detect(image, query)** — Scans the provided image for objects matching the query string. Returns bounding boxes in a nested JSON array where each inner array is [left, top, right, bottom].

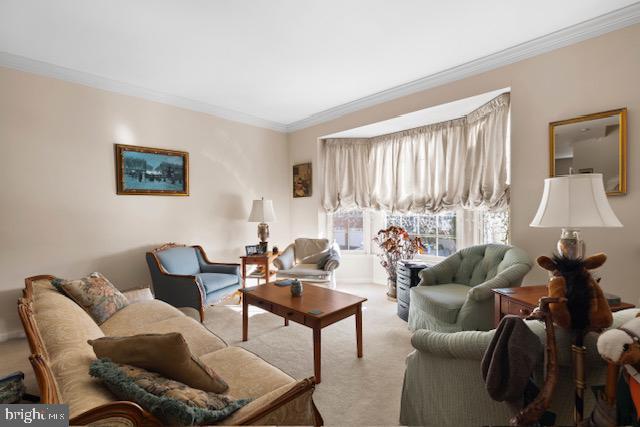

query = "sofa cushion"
[[156, 246, 200, 275], [53, 272, 129, 325], [89, 359, 249, 425], [199, 347, 294, 400], [89, 333, 228, 393], [206, 284, 240, 304], [294, 238, 330, 262], [196, 273, 239, 293], [411, 284, 470, 324], [277, 264, 331, 279], [100, 300, 184, 333], [299, 250, 329, 266], [101, 310, 227, 357]]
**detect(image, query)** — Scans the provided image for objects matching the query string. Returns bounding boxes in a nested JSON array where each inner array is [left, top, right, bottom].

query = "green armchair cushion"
[[412, 284, 469, 324], [411, 244, 532, 332]]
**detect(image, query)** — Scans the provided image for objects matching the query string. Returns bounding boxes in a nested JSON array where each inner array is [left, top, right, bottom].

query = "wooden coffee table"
[[241, 283, 367, 383]]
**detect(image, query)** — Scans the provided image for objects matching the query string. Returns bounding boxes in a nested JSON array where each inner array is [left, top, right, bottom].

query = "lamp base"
[[257, 222, 269, 244], [557, 228, 585, 259]]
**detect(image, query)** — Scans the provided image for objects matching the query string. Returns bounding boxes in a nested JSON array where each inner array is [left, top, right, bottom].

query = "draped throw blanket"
[[322, 93, 510, 213]]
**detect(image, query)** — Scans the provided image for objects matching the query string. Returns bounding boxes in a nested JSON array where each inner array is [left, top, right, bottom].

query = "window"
[[385, 208, 510, 257], [327, 207, 509, 255], [330, 210, 365, 251], [386, 212, 457, 257], [479, 209, 510, 245]]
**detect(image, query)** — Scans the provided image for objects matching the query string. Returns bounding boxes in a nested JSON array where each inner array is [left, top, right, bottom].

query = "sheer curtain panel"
[[322, 93, 510, 214]]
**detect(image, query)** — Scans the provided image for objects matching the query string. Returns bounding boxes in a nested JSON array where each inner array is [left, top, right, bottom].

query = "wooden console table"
[[240, 252, 278, 286], [492, 285, 635, 327]]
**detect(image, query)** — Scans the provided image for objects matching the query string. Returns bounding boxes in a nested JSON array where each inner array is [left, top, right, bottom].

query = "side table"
[[492, 285, 635, 327], [240, 252, 278, 286]]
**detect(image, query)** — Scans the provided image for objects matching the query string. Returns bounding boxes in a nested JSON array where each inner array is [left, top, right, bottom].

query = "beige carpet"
[[0, 283, 412, 425], [202, 283, 413, 426]]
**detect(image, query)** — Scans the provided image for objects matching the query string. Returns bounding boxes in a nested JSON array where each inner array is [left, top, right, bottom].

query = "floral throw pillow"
[[53, 272, 129, 324]]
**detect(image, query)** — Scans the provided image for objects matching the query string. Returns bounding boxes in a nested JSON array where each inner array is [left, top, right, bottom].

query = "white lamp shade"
[[248, 199, 276, 223], [530, 174, 622, 228]]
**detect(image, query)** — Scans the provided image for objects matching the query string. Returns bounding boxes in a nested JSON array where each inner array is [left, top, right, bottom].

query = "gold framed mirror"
[[549, 108, 627, 195]]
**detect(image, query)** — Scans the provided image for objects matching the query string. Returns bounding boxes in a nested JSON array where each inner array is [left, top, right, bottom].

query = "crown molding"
[[286, 3, 640, 132], [2, 3, 639, 134], [0, 52, 288, 133]]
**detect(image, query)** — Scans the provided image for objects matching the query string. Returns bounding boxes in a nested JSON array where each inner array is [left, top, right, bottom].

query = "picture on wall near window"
[[293, 162, 312, 198], [115, 144, 189, 196]]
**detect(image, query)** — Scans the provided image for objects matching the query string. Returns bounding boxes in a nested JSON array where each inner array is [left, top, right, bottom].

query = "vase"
[[291, 279, 303, 297], [386, 278, 397, 300]]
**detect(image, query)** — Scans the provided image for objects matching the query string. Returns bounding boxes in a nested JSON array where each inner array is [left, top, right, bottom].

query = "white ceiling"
[[323, 88, 509, 138], [0, 1, 638, 130]]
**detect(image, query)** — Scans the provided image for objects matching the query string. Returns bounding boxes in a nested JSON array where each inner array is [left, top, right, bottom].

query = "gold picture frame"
[[115, 144, 189, 196], [549, 108, 627, 195], [293, 162, 312, 198]]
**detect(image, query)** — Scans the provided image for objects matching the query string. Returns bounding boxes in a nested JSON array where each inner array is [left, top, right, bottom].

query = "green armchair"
[[408, 244, 532, 332], [400, 309, 640, 426]]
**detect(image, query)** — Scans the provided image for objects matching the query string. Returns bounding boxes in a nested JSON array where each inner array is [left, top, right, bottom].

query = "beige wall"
[[0, 67, 290, 338], [288, 24, 640, 304]]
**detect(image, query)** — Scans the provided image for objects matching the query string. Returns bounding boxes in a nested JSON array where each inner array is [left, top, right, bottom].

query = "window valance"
[[322, 93, 510, 213]]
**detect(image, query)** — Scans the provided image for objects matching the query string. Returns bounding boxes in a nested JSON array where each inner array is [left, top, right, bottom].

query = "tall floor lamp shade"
[[248, 198, 276, 244], [530, 173, 622, 258]]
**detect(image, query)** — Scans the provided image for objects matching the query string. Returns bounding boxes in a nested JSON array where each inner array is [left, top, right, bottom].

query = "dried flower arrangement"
[[372, 225, 424, 298]]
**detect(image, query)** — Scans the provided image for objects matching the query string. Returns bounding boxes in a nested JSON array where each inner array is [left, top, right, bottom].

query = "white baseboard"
[[0, 330, 25, 342]]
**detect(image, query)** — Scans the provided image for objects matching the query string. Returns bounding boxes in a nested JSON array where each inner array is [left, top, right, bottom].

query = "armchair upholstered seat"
[[146, 244, 241, 322], [400, 308, 640, 426], [408, 244, 532, 332], [273, 238, 341, 286]]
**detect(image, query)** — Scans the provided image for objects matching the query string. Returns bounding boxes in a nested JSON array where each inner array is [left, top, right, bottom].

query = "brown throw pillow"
[[88, 333, 228, 393], [54, 272, 129, 325]]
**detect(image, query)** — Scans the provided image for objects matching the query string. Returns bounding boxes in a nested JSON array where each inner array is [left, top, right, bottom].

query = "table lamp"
[[248, 197, 276, 244], [530, 173, 622, 259]]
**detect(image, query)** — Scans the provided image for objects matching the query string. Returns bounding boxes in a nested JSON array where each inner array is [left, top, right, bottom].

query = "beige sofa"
[[18, 275, 323, 426]]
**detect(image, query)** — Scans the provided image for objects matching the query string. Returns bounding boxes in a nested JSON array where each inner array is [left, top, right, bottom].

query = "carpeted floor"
[[0, 283, 413, 425], [202, 283, 413, 426]]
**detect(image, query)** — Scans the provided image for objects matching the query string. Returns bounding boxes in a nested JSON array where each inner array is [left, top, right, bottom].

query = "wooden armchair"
[[146, 243, 241, 322]]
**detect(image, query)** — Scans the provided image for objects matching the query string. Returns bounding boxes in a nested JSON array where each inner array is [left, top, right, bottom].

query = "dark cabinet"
[[396, 261, 428, 321]]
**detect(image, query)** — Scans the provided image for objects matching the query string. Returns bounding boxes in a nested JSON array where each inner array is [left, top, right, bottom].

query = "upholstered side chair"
[[273, 238, 341, 287], [146, 243, 241, 322], [408, 244, 532, 332]]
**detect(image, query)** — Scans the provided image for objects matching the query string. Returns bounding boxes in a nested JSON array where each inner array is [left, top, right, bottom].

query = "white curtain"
[[322, 92, 510, 213]]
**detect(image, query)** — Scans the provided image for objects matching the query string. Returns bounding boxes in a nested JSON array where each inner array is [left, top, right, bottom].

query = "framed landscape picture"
[[115, 144, 189, 196], [293, 162, 312, 198]]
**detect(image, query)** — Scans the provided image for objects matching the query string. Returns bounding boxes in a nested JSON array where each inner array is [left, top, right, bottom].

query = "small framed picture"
[[293, 162, 312, 198], [245, 245, 259, 256], [115, 144, 189, 196]]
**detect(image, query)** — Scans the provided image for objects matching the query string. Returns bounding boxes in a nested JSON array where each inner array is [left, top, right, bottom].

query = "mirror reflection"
[[550, 109, 626, 195]]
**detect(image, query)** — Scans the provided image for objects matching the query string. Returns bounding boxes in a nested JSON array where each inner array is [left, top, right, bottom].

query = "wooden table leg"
[[284, 317, 289, 326], [493, 293, 502, 328], [356, 303, 363, 358], [241, 259, 247, 288], [242, 294, 248, 342], [313, 327, 321, 384], [264, 259, 270, 285]]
